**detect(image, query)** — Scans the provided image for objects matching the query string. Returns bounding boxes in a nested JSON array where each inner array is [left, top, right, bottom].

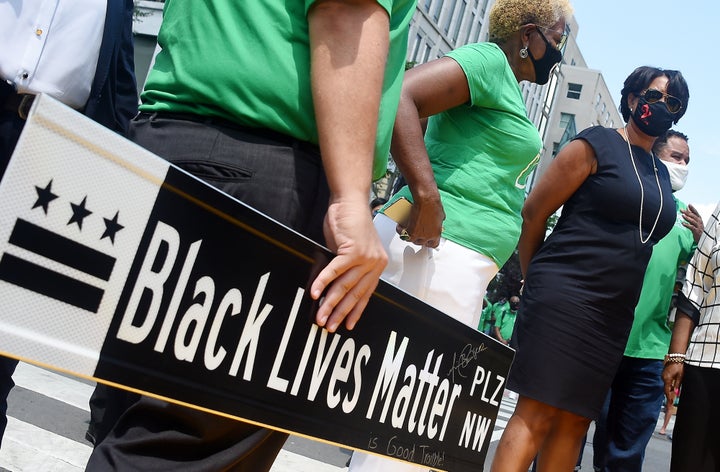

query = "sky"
[[570, 1, 717, 222]]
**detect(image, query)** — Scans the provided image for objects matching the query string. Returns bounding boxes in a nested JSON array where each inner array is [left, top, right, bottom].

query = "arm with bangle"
[[661, 204, 717, 405], [662, 310, 694, 405]]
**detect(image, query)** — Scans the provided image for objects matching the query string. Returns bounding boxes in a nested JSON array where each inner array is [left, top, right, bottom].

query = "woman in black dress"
[[491, 66, 690, 471]]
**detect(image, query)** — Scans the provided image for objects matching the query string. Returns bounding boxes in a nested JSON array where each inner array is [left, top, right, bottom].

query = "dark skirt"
[[507, 285, 633, 420]]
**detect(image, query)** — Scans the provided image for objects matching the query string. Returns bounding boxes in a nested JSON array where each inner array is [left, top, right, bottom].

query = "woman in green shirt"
[[374, 0, 571, 329]]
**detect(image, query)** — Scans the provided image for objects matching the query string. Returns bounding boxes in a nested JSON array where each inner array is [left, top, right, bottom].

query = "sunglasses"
[[641, 89, 683, 114], [535, 25, 568, 52]]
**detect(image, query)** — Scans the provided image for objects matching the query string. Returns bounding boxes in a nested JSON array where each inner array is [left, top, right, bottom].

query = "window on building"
[[410, 33, 422, 61], [475, 23, 488, 43], [421, 42, 433, 63], [558, 114, 577, 151], [530, 101, 539, 119], [424, 0, 432, 12], [567, 83, 582, 100], [465, 11, 476, 43], [443, 0, 457, 33], [479, 0, 489, 17], [451, 0, 467, 40], [559, 112, 575, 129]]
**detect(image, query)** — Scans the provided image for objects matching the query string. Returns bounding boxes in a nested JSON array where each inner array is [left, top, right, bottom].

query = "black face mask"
[[510, 303, 519, 311], [530, 29, 563, 85], [631, 97, 675, 137]]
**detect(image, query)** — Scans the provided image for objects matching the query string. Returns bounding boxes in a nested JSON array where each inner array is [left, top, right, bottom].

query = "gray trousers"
[[86, 113, 329, 471]]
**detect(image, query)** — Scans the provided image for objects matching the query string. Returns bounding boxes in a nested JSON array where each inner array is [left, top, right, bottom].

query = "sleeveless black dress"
[[507, 126, 676, 419]]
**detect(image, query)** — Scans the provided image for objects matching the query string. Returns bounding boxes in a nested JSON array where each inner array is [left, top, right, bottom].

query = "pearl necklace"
[[624, 126, 663, 244]]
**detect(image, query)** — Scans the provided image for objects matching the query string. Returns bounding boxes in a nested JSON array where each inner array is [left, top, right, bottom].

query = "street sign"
[[0, 95, 513, 471]]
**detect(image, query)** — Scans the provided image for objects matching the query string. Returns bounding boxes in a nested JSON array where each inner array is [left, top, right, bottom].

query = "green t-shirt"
[[386, 42, 541, 266], [624, 197, 696, 359], [139, 0, 415, 180], [478, 302, 494, 331], [497, 308, 517, 341], [492, 300, 509, 322]]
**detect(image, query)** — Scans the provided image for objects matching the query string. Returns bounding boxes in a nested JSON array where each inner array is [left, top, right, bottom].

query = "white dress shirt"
[[0, 0, 107, 109]]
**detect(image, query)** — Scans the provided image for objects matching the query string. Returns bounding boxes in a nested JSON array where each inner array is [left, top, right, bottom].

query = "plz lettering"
[[457, 366, 506, 452]]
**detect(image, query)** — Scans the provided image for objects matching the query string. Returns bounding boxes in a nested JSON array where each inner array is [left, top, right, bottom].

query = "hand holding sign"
[[313, 197, 388, 332]]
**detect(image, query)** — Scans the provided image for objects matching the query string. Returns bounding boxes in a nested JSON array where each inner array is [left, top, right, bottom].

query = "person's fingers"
[[315, 283, 353, 333], [662, 376, 674, 403], [311, 253, 357, 325], [662, 364, 684, 406], [662, 366, 674, 395], [682, 207, 703, 225], [315, 199, 387, 330], [310, 259, 342, 304], [397, 230, 442, 247], [326, 272, 379, 331], [313, 260, 380, 332], [310, 244, 385, 330], [395, 205, 444, 245], [681, 207, 704, 243]]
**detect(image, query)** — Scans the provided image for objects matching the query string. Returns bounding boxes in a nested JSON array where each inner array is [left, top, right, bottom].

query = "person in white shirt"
[[663, 202, 720, 472]]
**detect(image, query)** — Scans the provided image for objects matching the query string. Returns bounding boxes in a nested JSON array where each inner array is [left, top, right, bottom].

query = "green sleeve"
[[446, 43, 505, 109]]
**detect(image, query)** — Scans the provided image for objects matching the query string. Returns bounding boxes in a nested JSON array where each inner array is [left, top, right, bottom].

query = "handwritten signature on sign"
[[447, 343, 488, 383]]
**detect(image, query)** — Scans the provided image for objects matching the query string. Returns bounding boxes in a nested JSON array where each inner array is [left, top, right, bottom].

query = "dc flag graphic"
[[0, 94, 169, 375], [0, 179, 121, 312]]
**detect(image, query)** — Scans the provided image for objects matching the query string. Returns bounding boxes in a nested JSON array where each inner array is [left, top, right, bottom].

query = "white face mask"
[[660, 159, 689, 192]]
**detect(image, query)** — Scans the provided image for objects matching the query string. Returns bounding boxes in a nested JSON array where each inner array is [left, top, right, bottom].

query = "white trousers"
[[348, 214, 499, 472]]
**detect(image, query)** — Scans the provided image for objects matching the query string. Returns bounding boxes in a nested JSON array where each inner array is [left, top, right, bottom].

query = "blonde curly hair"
[[489, 0, 574, 44]]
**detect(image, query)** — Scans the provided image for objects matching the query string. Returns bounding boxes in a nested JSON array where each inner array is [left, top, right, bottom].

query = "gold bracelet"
[[664, 354, 686, 365]]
